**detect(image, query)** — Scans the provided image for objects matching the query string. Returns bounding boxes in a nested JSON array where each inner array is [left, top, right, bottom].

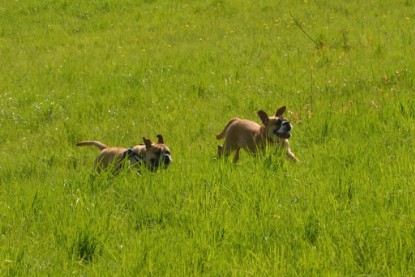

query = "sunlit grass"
[[1, 0, 415, 275]]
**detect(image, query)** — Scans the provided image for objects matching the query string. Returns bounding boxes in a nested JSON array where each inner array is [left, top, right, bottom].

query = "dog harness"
[[122, 148, 142, 163]]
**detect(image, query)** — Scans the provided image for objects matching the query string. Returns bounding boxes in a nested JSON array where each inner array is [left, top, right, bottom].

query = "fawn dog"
[[216, 106, 298, 162]]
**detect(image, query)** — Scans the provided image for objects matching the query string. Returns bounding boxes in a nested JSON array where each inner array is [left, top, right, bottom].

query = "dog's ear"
[[156, 134, 164, 144], [258, 110, 269, 125], [143, 137, 152, 149], [275, 106, 287, 117]]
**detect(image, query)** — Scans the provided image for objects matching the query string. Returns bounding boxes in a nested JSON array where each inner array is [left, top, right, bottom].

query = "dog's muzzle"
[[161, 153, 172, 168], [151, 152, 172, 170], [274, 121, 292, 139]]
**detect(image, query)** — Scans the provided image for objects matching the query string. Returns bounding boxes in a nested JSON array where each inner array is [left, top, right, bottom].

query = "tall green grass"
[[1, 0, 415, 275]]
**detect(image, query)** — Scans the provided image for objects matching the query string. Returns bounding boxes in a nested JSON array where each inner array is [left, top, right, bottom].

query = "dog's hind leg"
[[218, 141, 235, 160], [218, 144, 232, 159], [232, 147, 241, 163], [218, 145, 224, 158]]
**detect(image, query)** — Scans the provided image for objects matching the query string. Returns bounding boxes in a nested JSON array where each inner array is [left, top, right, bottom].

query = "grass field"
[[1, 0, 415, 275]]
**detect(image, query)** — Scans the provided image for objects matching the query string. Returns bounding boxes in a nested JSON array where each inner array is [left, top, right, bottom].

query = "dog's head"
[[142, 135, 172, 171], [258, 106, 293, 141]]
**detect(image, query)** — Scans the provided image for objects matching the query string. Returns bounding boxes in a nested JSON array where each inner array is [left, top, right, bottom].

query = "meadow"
[[1, 0, 415, 275]]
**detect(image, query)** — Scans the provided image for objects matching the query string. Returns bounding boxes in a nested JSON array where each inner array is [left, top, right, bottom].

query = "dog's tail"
[[216, 118, 238, 140], [76, 141, 109, 150]]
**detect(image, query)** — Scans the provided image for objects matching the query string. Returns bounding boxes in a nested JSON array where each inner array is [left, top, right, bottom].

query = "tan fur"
[[217, 106, 298, 163], [77, 135, 172, 173]]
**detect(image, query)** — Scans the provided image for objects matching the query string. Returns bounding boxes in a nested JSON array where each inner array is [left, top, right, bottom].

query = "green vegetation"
[[1, 0, 415, 275]]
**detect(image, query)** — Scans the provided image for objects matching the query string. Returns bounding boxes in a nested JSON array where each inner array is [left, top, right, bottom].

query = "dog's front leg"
[[286, 150, 299, 162], [282, 140, 299, 162]]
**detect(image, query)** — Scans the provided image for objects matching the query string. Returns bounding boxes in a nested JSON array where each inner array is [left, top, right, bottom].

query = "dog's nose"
[[282, 121, 292, 131]]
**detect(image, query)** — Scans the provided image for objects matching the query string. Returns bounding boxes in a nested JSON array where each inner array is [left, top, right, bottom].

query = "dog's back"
[[217, 118, 261, 140]]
